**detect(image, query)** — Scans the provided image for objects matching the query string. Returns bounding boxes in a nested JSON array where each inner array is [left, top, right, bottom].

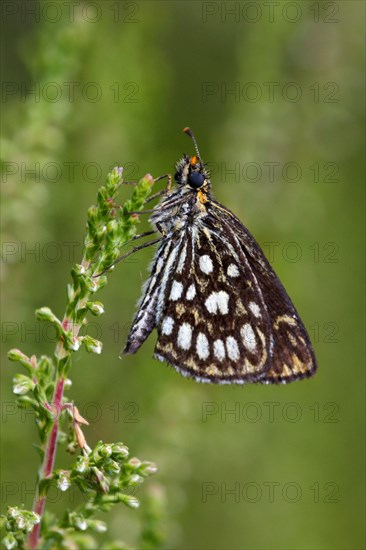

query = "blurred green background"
[[1, 1, 365, 548]]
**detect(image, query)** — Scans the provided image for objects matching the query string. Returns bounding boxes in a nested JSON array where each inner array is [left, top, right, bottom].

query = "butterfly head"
[[174, 128, 211, 191]]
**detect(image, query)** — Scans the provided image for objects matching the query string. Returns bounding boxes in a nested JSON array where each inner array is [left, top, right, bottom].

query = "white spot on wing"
[[213, 339, 226, 361], [169, 280, 183, 301], [161, 317, 174, 335], [205, 291, 229, 315], [186, 283, 196, 300], [227, 264, 239, 277], [249, 302, 261, 318], [196, 332, 209, 360], [177, 323, 192, 350], [226, 336, 240, 360], [241, 323, 256, 352], [199, 255, 213, 274]]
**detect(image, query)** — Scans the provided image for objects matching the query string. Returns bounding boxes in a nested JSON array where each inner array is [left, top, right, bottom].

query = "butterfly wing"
[[124, 236, 184, 355], [125, 195, 317, 384], [213, 201, 318, 383], [154, 221, 274, 383]]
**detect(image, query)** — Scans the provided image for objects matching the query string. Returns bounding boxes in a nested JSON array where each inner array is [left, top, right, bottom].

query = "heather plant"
[[1, 168, 164, 550]]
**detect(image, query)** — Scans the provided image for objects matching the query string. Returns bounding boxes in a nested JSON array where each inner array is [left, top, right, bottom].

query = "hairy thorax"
[[150, 186, 209, 236]]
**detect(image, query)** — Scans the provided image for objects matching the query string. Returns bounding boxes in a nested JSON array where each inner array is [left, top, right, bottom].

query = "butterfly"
[[122, 128, 317, 384]]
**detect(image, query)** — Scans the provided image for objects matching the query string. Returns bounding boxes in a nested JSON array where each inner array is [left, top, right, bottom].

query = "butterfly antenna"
[[183, 127, 202, 162]]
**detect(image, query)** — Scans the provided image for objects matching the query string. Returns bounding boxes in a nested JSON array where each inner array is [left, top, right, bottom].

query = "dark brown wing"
[[211, 201, 318, 383], [154, 222, 273, 384]]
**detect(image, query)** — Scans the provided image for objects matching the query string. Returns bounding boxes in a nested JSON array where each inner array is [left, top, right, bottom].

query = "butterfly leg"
[[112, 237, 162, 265], [123, 173, 172, 192], [128, 209, 156, 215], [144, 190, 166, 204], [94, 237, 163, 277], [130, 230, 157, 241], [131, 227, 167, 239], [145, 174, 173, 205], [154, 173, 172, 191]]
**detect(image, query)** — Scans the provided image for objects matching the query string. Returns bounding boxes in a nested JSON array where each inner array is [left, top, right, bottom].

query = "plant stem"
[[28, 247, 116, 547], [27, 248, 107, 548], [28, 376, 65, 550], [28, 312, 83, 549], [23, 171, 154, 548]]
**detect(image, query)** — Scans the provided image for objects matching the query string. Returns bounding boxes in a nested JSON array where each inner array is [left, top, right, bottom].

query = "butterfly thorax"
[[150, 154, 212, 236]]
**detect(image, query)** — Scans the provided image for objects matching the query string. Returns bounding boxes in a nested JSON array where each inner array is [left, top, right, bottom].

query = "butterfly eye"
[[188, 171, 205, 188]]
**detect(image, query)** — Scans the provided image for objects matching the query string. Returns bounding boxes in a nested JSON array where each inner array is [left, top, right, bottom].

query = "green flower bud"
[[15, 515, 26, 529], [67, 283, 74, 300], [99, 444, 112, 458], [110, 166, 123, 182], [92, 466, 109, 493], [67, 336, 82, 351], [112, 443, 129, 460], [86, 301, 105, 316], [82, 336, 102, 354], [88, 519, 107, 533], [128, 457, 141, 470], [139, 461, 158, 477], [35, 307, 59, 324], [85, 277, 100, 293], [7, 506, 19, 518], [8, 349, 30, 363], [75, 516, 87, 531], [107, 219, 119, 234], [75, 456, 89, 473], [73, 264, 87, 276], [107, 167, 124, 192], [27, 511, 40, 527], [104, 458, 120, 474], [12, 374, 35, 395], [2, 534, 17, 549], [87, 205, 98, 228], [120, 494, 140, 509], [56, 470, 71, 492], [8, 350, 35, 375], [129, 474, 143, 485]]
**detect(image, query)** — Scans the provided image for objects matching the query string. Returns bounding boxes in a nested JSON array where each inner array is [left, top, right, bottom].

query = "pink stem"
[[27, 376, 65, 550]]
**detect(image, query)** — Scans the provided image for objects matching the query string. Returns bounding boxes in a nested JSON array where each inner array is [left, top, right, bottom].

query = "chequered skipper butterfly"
[[122, 128, 317, 384]]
